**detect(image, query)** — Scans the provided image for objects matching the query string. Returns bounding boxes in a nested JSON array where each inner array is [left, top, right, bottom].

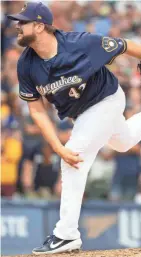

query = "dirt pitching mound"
[[4, 248, 141, 257]]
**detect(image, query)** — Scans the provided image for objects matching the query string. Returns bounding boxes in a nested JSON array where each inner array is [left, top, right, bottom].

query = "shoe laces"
[[43, 235, 54, 245]]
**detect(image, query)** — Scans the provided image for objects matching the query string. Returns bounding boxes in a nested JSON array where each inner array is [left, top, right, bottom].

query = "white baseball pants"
[[53, 85, 141, 240]]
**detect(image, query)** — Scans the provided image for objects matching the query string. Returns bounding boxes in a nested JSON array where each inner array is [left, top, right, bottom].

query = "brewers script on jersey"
[[18, 31, 126, 119], [17, 29, 141, 254]]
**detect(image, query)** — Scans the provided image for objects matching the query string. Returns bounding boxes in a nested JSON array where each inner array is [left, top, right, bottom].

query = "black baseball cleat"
[[32, 235, 82, 254]]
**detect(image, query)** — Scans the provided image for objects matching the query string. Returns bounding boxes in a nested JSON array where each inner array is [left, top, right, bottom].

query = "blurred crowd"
[[1, 1, 141, 203]]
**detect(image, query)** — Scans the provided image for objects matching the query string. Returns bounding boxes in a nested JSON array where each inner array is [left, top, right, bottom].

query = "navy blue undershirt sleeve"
[[17, 60, 40, 102]]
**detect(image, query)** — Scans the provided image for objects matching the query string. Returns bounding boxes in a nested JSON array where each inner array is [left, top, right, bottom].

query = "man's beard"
[[17, 33, 36, 47]]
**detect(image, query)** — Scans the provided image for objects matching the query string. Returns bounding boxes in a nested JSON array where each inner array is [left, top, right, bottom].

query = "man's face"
[[16, 21, 36, 47]]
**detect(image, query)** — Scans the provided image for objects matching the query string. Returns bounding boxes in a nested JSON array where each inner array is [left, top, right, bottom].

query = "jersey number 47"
[[69, 83, 86, 99]]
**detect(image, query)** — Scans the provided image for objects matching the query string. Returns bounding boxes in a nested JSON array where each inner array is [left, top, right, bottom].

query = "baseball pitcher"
[[7, 2, 141, 254]]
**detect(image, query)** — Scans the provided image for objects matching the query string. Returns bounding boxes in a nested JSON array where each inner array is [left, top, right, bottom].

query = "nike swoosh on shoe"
[[50, 240, 64, 249]]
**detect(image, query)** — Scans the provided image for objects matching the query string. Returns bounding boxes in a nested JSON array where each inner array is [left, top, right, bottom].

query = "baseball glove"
[[137, 61, 141, 75]]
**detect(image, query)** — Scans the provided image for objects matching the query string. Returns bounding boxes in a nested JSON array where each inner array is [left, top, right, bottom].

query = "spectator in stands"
[[34, 143, 60, 199], [2, 47, 22, 94], [15, 114, 43, 196], [1, 127, 22, 197], [21, 141, 60, 200]]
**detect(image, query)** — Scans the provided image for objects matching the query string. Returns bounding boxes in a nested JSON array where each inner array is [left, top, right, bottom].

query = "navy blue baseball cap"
[[7, 2, 53, 25]]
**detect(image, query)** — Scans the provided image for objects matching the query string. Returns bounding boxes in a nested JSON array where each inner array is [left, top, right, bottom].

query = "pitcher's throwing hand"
[[59, 146, 84, 169]]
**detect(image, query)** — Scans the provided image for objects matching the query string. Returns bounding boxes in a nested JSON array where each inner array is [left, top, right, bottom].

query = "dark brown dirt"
[[3, 248, 141, 257]]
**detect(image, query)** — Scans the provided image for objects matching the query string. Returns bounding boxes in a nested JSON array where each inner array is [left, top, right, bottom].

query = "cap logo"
[[20, 3, 27, 13], [37, 15, 42, 19]]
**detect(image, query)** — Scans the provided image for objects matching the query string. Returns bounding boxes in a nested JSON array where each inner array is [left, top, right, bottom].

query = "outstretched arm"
[[124, 39, 141, 59], [28, 98, 83, 168]]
